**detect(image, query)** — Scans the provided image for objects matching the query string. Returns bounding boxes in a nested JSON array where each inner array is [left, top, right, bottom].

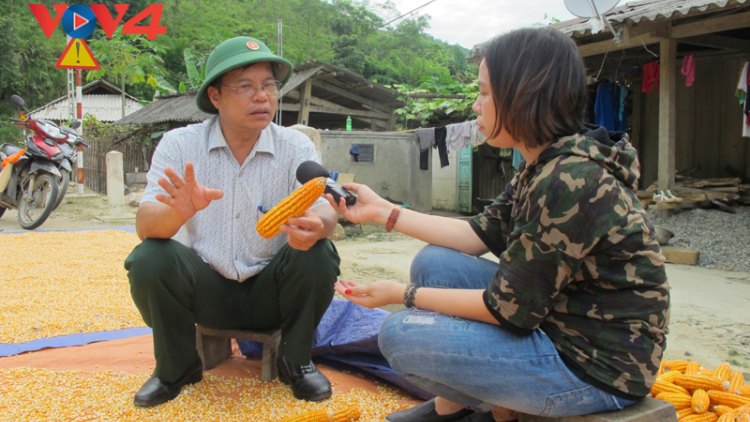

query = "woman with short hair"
[[326, 26, 669, 422]]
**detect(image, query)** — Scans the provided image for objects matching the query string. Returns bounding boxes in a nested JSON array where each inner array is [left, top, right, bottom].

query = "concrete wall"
[[432, 147, 459, 211], [319, 131, 432, 212]]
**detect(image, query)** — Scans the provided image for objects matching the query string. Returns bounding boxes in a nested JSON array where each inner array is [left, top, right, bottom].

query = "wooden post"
[[658, 37, 677, 191], [297, 79, 312, 126], [386, 108, 398, 131]]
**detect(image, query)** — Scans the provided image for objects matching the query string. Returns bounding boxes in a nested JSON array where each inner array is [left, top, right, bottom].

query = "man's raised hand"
[[155, 162, 224, 221]]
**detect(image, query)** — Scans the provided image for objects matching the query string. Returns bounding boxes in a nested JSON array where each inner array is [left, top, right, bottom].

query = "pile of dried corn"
[[0, 230, 144, 344], [653, 360, 750, 421], [0, 368, 410, 421]]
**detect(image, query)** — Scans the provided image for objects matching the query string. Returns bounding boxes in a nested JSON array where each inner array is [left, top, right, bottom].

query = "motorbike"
[[49, 120, 88, 210], [0, 95, 62, 230]]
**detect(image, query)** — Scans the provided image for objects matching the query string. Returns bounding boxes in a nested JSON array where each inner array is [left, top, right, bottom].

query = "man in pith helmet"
[[125, 36, 340, 407]]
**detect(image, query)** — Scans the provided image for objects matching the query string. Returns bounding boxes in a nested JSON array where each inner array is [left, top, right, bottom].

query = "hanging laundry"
[[616, 85, 628, 132], [512, 149, 524, 170], [595, 81, 618, 131], [416, 127, 435, 170], [470, 120, 486, 145], [642, 61, 660, 93], [736, 61, 749, 107], [445, 121, 473, 152], [681, 55, 695, 87], [434, 126, 449, 168]]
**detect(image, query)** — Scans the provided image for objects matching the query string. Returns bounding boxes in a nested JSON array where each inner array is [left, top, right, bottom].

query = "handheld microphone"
[[296, 161, 357, 206]]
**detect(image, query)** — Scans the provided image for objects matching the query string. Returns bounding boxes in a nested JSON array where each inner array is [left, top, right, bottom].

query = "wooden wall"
[[634, 55, 750, 188]]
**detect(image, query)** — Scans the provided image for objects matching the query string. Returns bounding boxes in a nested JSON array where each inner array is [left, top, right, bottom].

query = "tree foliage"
[[0, 0, 479, 143]]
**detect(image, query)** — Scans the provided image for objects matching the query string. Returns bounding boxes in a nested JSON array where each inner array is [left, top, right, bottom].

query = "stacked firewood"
[[637, 176, 749, 212]]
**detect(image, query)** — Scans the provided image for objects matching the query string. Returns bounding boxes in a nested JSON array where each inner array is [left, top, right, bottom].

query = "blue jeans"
[[378, 245, 637, 417]]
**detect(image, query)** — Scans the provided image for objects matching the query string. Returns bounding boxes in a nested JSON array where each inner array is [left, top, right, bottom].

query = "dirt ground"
[[2, 185, 749, 374]]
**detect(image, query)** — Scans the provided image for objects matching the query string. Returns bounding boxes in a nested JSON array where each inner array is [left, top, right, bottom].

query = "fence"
[[81, 123, 153, 195]]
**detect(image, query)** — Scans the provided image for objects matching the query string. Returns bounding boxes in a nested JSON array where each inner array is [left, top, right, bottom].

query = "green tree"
[[87, 28, 166, 117]]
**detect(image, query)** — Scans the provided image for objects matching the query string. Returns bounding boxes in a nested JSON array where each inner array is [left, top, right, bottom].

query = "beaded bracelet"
[[403, 283, 420, 308]]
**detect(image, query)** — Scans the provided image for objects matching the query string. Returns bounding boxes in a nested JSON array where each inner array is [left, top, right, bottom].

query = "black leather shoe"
[[277, 355, 332, 401], [133, 357, 203, 407], [385, 398, 474, 422]]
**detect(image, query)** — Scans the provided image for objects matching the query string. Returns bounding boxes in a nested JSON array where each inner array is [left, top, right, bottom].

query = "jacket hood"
[[533, 124, 640, 189]]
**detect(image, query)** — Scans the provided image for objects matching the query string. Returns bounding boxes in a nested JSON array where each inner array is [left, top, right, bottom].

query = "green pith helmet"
[[196, 36, 293, 114]]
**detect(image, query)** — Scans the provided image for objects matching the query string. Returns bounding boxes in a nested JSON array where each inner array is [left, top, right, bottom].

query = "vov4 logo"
[[29, 4, 167, 40]]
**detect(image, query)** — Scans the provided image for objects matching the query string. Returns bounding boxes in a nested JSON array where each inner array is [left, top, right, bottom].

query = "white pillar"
[[106, 151, 124, 215]]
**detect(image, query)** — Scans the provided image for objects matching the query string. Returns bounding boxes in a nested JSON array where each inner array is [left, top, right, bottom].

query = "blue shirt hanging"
[[594, 81, 618, 131]]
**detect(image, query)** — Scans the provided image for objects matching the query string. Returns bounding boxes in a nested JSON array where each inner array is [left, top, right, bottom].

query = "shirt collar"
[[207, 117, 276, 159]]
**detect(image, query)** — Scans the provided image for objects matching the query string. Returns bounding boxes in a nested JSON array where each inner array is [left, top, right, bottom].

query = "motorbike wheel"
[[53, 169, 70, 210], [18, 173, 59, 230]]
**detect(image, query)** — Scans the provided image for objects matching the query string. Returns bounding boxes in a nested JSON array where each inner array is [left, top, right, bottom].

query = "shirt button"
[[236, 213, 240, 219]]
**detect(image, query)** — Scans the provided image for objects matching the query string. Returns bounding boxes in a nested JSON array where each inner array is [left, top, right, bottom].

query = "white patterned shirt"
[[141, 116, 327, 281]]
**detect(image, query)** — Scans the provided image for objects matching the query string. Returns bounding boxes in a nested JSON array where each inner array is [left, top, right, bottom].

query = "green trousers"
[[125, 238, 340, 383]]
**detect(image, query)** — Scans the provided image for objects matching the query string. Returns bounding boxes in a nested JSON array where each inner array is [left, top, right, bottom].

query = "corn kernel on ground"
[[0, 368, 411, 421], [0, 230, 145, 344]]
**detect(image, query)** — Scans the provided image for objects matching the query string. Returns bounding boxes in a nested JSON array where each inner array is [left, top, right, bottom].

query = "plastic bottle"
[[346, 116, 352, 131]]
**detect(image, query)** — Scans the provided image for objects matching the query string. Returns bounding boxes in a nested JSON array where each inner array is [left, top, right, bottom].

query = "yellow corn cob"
[[714, 405, 735, 416], [730, 371, 746, 395], [281, 407, 361, 422], [666, 360, 693, 374], [676, 374, 727, 393], [660, 370, 681, 384], [281, 409, 332, 422], [256, 177, 326, 239], [718, 414, 735, 422], [741, 385, 750, 398], [715, 364, 732, 382], [699, 368, 715, 377], [693, 389, 711, 414], [679, 407, 697, 419], [708, 390, 750, 408], [654, 379, 691, 397], [680, 413, 718, 422], [331, 406, 361, 422], [686, 362, 703, 376], [657, 392, 694, 410]]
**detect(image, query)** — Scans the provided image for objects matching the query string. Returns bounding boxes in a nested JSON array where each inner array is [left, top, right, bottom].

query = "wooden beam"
[[386, 108, 398, 131], [578, 32, 664, 57], [280, 103, 390, 120], [680, 34, 750, 51], [578, 10, 750, 58], [658, 37, 677, 191], [672, 10, 750, 39], [297, 79, 312, 126], [311, 79, 391, 113]]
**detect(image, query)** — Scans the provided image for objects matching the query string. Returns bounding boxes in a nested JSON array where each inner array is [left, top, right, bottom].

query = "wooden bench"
[[195, 325, 281, 382], [518, 397, 677, 422]]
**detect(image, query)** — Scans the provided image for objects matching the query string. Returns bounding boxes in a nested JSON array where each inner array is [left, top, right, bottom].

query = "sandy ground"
[[2, 184, 749, 374]]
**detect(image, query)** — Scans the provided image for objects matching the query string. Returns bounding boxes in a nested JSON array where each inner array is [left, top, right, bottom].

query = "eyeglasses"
[[221, 80, 282, 97]]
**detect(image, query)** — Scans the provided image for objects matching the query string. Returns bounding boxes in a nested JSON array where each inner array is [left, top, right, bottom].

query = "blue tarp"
[[0, 327, 152, 357], [238, 299, 433, 400]]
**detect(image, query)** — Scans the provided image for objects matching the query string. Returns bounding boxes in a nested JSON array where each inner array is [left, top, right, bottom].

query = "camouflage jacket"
[[470, 129, 669, 400]]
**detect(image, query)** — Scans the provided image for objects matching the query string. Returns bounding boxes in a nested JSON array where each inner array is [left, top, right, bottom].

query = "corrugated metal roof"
[[29, 94, 143, 122], [294, 60, 403, 107], [551, 0, 750, 36], [114, 94, 211, 125], [279, 66, 323, 97]]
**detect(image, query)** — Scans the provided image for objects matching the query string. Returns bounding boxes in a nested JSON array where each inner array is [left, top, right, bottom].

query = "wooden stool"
[[518, 397, 677, 422], [195, 325, 281, 382]]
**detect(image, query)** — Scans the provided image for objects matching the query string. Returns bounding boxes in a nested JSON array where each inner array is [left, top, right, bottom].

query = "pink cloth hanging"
[[681, 55, 695, 87], [642, 61, 660, 93]]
